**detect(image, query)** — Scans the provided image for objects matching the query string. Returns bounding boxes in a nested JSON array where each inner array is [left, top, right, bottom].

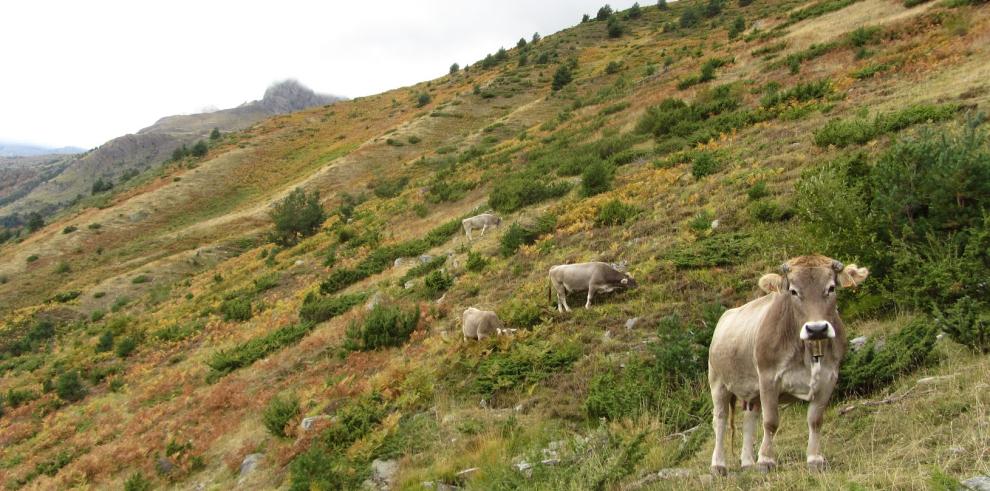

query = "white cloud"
[[0, 0, 639, 148]]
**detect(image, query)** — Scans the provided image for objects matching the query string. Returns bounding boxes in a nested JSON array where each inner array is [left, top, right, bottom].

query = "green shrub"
[[761, 79, 833, 108], [96, 331, 114, 352], [131, 274, 151, 284], [852, 62, 895, 79], [124, 472, 152, 491], [500, 216, 556, 257], [154, 320, 205, 342], [749, 200, 793, 222], [606, 16, 624, 38], [115, 335, 139, 358], [54, 261, 71, 274], [814, 103, 959, 147], [489, 174, 571, 213], [935, 297, 990, 353], [207, 322, 317, 376], [55, 371, 87, 402], [264, 393, 301, 437], [747, 181, 769, 200], [400, 255, 447, 284], [220, 297, 252, 322], [787, 0, 858, 23], [422, 270, 453, 298], [680, 6, 700, 27], [847, 25, 881, 47], [837, 317, 936, 397], [473, 340, 579, 396], [690, 151, 721, 178], [344, 304, 419, 351], [466, 251, 489, 272], [269, 188, 326, 246], [62, 225, 77, 234], [253, 273, 279, 293], [597, 199, 640, 226], [498, 298, 543, 329], [667, 233, 752, 268], [190, 140, 208, 157], [90, 310, 106, 322], [319, 219, 462, 294], [551, 65, 573, 91], [298, 292, 366, 324], [597, 4, 614, 20], [52, 290, 81, 302], [5, 388, 38, 408], [581, 161, 614, 196]]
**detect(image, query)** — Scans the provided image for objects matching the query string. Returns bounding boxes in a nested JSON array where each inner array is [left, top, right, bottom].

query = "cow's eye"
[[789, 288, 799, 297], [827, 285, 836, 294]]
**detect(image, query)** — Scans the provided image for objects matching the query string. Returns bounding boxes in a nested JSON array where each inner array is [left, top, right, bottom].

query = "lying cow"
[[462, 307, 505, 341], [548, 262, 637, 312], [462, 213, 501, 240], [708, 255, 869, 476]]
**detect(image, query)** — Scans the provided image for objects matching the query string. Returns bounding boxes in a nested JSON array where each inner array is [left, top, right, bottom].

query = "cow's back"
[[708, 294, 776, 400]]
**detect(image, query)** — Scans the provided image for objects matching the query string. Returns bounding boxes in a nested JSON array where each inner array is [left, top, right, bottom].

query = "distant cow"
[[548, 262, 638, 312], [707, 255, 869, 476], [462, 213, 501, 240], [462, 307, 505, 341]]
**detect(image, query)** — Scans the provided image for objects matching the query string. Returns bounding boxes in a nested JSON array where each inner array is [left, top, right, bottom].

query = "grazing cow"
[[462, 213, 501, 240], [708, 255, 869, 476], [548, 262, 638, 312], [462, 307, 505, 341]]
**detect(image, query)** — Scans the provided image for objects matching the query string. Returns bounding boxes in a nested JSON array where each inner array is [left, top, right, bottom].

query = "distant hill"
[[0, 142, 85, 157], [0, 80, 342, 221]]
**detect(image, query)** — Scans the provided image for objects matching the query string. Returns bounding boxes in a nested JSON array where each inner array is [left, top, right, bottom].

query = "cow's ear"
[[620, 278, 629, 285], [838, 264, 869, 288], [758, 273, 783, 293]]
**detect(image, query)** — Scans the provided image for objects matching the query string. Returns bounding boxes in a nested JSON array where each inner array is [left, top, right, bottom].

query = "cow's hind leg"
[[480, 224, 487, 237], [585, 287, 594, 309], [741, 399, 760, 469], [710, 384, 732, 476], [552, 280, 570, 312]]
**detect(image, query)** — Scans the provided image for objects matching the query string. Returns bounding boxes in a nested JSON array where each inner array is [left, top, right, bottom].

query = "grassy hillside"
[[1, 0, 989, 489]]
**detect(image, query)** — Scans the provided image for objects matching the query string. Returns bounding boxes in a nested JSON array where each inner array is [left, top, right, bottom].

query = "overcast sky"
[[1, 0, 640, 149]]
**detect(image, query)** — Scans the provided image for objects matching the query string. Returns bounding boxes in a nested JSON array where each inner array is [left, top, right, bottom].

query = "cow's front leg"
[[585, 288, 594, 309], [806, 391, 833, 471], [741, 400, 760, 469], [757, 377, 779, 472]]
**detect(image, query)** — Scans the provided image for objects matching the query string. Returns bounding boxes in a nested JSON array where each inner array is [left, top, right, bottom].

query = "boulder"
[[849, 336, 868, 351], [300, 415, 333, 431], [625, 317, 640, 330], [365, 292, 385, 311], [238, 453, 263, 481], [963, 476, 990, 491], [156, 457, 174, 476], [418, 254, 435, 264]]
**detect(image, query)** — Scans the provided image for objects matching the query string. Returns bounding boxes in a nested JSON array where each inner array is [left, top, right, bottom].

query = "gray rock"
[[514, 461, 534, 478], [625, 317, 640, 330], [404, 280, 416, 289], [239, 453, 263, 480], [394, 258, 407, 268], [418, 254, 435, 264], [949, 446, 966, 455], [371, 458, 399, 485], [300, 415, 332, 431], [156, 457, 174, 475], [294, 259, 304, 266], [849, 336, 868, 351], [710, 219, 720, 230], [455, 467, 479, 478], [963, 476, 990, 491], [365, 292, 385, 311]]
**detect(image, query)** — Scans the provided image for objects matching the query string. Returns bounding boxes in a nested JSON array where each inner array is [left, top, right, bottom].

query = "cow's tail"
[[728, 394, 737, 455], [548, 279, 552, 306]]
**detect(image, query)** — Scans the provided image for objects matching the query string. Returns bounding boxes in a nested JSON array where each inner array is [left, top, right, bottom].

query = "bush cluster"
[[269, 188, 326, 246], [473, 340, 580, 397], [344, 304, 419, 351], [298, 292, 367, 324], [489, 174, 571, 213], [814, 103, 959, 147], [596, 199, 640, 226], [207, 321, 316, 376], [500, 215, 556, 257], [264, 393, 301, 438]]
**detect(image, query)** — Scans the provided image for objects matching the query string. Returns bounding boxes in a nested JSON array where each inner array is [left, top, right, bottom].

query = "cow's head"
[[758, 256, 869, 342], [619, 273, 638, 289]]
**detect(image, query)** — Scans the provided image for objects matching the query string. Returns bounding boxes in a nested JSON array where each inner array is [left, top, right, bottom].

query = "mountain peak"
[[257, 79, 341, 114]]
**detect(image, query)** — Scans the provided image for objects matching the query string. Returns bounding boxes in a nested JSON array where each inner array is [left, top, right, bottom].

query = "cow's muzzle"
[[800, 321, 835, 341]]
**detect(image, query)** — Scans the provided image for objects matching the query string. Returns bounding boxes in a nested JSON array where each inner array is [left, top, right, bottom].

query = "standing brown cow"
[[708, 255, 869, 475]]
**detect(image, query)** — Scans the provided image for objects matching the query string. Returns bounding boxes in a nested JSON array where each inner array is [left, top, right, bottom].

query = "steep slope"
[[0, 80, 341, 222], [1, 1, 989, 490]]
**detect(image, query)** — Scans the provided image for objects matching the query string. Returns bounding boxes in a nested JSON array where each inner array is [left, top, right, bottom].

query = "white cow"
[[548, 262, 637, 312], [462, 307, 505, 341], [462, 213, 501, 240], [708, 255, 869, 476]]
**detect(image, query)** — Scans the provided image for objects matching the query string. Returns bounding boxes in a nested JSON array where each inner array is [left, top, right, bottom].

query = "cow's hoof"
[[740, 463, 754, 472], [756, 461, 776, 473], [710, 465, 728, 477], [807, 457, 828, 473]]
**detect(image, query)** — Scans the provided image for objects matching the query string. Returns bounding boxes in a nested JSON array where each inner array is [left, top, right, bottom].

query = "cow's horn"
[[780, 263, 790, 273], [831, 260, 844, 272]]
